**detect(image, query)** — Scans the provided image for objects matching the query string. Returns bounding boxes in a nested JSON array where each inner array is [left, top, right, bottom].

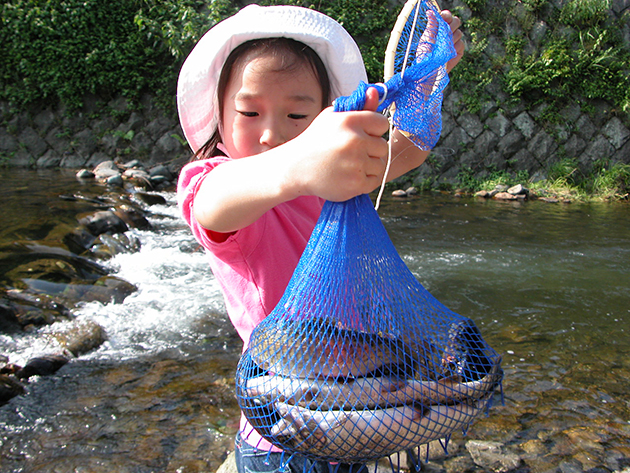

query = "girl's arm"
[[192, 96, 389, 234]]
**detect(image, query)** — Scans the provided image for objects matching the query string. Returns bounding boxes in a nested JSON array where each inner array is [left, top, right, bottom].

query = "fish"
[[442, 319, 497, 381], [268, 395, 491, 463], [248, 320, 439, 379], [244, 359, 502, 410]]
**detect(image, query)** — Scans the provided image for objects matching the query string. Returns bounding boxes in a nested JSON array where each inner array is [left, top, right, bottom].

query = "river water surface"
[[0, 170, 629, 472]]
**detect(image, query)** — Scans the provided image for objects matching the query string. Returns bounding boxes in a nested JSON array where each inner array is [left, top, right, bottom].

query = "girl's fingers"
[[363, 87, 381, 112]]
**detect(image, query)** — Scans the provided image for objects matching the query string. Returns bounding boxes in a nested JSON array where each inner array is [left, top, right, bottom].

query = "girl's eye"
[[238, 111, 258, 117], [288, 114, 308, 120]]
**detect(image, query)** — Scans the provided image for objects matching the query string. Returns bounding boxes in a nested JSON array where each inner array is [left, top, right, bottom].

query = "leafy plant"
[[0, 0, 233, 111], [591, 161, 630, 199], [547, 158, 582, 186], [456, 166, 529, 191], [559, 0, 609, 28]]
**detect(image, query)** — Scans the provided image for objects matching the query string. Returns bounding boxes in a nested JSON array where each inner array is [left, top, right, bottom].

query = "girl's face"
[[221, 54, 324, 159]]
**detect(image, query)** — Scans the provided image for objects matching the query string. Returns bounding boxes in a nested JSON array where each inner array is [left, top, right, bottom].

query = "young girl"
[[177, 5, 463, 472]]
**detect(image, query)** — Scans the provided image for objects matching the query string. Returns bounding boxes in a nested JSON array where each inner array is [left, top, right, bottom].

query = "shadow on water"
[[1, 170, 629, 472]]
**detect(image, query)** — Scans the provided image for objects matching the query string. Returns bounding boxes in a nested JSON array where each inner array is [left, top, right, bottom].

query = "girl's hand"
[[284, 88, 389, 202], [440, 10, 464, 72]]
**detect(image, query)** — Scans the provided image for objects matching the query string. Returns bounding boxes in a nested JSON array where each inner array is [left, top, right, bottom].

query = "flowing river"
[[0, 169, 628, 472]]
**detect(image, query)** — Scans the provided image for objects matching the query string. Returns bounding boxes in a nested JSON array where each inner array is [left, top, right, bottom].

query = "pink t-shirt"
[[177, 152, 324, 451]]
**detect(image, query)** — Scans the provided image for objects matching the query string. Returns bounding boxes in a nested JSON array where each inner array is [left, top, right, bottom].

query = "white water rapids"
[[0, 192, 229, 365]]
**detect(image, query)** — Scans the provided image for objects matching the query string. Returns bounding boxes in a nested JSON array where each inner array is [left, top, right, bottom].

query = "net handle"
[[384, 0, 441, 81], [375, 0, 440, 210]]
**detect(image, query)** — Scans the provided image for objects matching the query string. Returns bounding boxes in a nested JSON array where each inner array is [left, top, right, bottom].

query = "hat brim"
[[177, 4, 367, 153]]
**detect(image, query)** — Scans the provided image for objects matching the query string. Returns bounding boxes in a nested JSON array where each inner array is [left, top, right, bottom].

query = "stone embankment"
[[2, 82, 628, 192], [0, 94, 190, 173]]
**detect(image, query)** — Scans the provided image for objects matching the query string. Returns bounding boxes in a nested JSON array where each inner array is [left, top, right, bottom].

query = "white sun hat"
[[177, 4, 368, 153]]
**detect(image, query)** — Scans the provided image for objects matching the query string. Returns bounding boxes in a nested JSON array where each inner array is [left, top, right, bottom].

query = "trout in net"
[[248, 318, 440, 379], [237, 317, 502, 463]]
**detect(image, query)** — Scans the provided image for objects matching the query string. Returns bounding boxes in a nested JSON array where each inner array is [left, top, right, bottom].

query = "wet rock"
[[392, 189, 408, 197], [508, 184, 529, 196], [16, 354, 70, 379], [559, 459, 584, 473], [122, 159, 144, 169], [539, 196, 560, 203], [518, 438, 547, 455], [466, 440, 522, 473], [48, 319, 107, 356], [0, 356, 21, 375], [61, 227, 98, 255], [79, 210, 129, 236], [123, 168, 152, 188], [64, 275, 137, 304], [443, 452, 477, 473], [93, 160, 122, 180], [149, 174, 172, 188], [134, 192, 167, 206], [4, 289, 71, 328], [494, 192, 519, 200], [0, 299, 21, 332], [106, 174, 124, 187], [90, 232, 141, 259], [0, 374, 25, 405], [6, 289, 70, 316], [8, 257, 93, 287], [113, 206, 151, 230], [149, 164, 174, 181], [76, 169, 95, 179]]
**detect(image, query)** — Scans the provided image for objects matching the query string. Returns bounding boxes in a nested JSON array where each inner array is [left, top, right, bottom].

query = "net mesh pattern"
[[334, 0, 455, 150], [236, 196, 502, 464], [235, 0, 502, 465]]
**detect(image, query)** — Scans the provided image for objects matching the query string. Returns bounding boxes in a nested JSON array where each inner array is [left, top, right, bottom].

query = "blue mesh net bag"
[[235, 0, 503, 466]]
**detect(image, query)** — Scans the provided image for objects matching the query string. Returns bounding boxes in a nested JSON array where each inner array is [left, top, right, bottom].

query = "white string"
[[375, 0, 423, 211], [401, 1, 423, 78], [374, 120, 394, 211]]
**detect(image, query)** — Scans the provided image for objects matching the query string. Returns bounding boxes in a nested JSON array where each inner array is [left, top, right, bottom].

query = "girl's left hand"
[[440, 10, 464, 72]]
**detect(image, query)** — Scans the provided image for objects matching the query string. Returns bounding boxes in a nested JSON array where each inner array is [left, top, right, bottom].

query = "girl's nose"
[[259, 122, 286, 149]]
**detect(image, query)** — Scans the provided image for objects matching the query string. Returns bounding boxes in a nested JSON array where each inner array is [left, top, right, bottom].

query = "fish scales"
[[270, 397, 488, 462], [245, 361, 501, 410], [249, 321, 439, 379]]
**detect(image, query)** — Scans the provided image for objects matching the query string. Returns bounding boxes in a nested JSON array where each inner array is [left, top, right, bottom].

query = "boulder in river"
[[15, 354, 70, 379], [47, 319, 107, 357], [79, 210, 129, 236], [0, 374, 25, 405]]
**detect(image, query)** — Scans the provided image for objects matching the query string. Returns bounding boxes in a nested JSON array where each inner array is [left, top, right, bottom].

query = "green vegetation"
[[2, 0, 628, 118], [455, 0, 630, 118], [0, 0, 395, 113], [0, 0, 241, 112], [456, 159, 630, 201]]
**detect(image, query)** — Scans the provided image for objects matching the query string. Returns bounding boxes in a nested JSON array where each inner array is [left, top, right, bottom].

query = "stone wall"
[[1, 0, 629, 185], [413, 0, 630, 188], [0, 94, 190, 173]]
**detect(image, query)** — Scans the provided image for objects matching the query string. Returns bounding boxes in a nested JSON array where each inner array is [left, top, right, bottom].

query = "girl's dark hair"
[[192, 37, 331, 160]]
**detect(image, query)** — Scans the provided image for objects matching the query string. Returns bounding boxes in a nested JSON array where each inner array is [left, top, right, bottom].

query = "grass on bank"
[[455, 159, 630, 202]]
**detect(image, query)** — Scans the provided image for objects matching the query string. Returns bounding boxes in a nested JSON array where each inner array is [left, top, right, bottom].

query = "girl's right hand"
[[283, 87, 390, 202]]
